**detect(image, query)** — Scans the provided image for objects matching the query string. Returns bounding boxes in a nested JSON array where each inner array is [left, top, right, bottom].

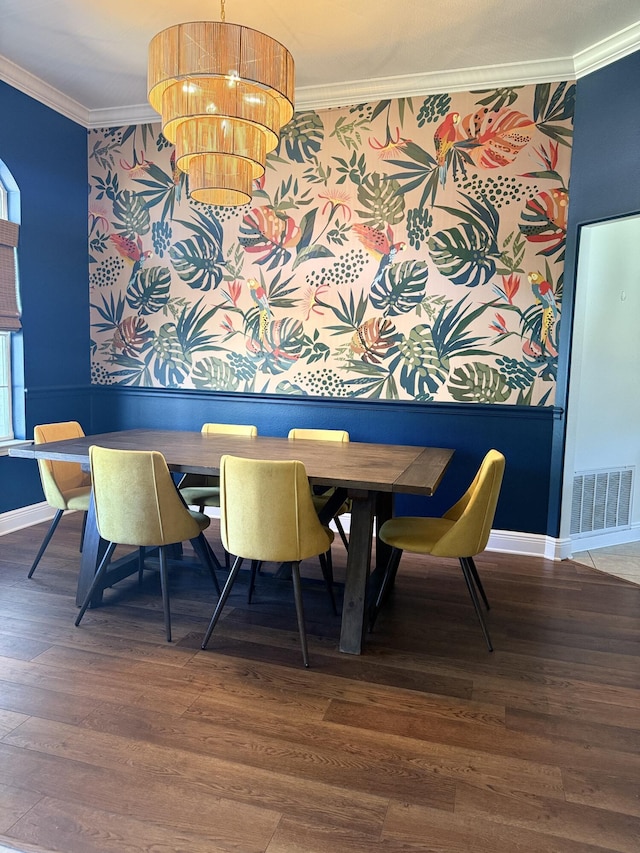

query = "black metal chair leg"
[[201, 556, 244, 649], [79, 510, 88, 553], [459, 558, 493, 651], [291, 561, 310, 667], [159, 547, 172, 642], [464, 556, 490, 610], [369, 547, 402, 631], [28, 509, 64, 578], [75, 541, 117, 626]]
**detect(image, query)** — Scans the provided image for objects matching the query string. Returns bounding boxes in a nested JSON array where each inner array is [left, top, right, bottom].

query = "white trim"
[[3, 23, 640, 129], [294, 58, 575, 113], [0, 501, 57, 536], [0, 54, 87, 126], [574, 20, 640, 78], [486, 529, 572, 561]]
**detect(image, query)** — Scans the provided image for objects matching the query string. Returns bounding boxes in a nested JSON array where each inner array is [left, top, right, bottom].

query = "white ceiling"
[[1, 0, 639, 127]]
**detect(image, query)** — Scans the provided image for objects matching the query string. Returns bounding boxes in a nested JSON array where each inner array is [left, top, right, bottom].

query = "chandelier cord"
[[220, 0, 226, 23]]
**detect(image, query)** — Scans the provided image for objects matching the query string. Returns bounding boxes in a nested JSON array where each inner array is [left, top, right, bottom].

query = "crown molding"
[[573, 20, 640, 77], [0, 55, 88, 126], [2, 24, 639, 129], [87, 103, 160, 130], [294, 57, 576, 112]]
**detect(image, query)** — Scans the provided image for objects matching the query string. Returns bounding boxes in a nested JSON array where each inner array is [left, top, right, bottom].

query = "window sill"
[[0, 439, 32, 457]]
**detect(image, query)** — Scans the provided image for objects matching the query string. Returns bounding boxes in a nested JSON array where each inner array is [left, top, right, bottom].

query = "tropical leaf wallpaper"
[[89, 81, 574, 404]]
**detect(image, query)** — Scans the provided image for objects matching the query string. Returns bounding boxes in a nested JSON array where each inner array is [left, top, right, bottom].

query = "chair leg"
[[79, 511, 88, 553], [334, 516, 349, 552], [191, 534, 221, 595], [319, 551, 337, 615], [458, 558, 493, 652], [464, 556, 490, 610], [28, 509, 64, 578], [369, 547, 403, 631], [201, 556, 244, 650], [159, 547, 172, 642], [75, 541, 117, 626], [291, 561, 310, 667]]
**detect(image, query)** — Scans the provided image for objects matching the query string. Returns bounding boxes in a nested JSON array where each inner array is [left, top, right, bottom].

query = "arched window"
[[0, 161, 21, 445]]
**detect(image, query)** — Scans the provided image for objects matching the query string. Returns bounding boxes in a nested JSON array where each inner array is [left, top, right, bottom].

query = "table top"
[[11, 428, 454, 496]]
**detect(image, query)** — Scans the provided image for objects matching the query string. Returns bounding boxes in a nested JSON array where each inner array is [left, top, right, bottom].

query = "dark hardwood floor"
[[0, 512, 639, 853]]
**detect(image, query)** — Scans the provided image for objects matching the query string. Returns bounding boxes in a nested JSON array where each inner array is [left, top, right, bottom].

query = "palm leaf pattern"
[[89, 81, 573, 406]]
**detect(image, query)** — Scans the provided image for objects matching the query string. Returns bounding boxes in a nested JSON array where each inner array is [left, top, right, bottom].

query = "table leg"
[[339, 490, 376, 654]]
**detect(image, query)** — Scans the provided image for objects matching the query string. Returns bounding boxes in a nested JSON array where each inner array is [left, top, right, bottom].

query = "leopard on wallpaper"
[[88, 82, 574, 404]]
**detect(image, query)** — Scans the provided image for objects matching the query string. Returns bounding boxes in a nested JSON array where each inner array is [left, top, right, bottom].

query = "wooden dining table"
[[11, 429, 454, 654]]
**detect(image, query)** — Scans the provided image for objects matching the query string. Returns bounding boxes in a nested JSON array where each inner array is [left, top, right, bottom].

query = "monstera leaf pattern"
[[89, 80, 573, 405], [370, 260, 429, 314], [448, 362, 512, 403], [429, 222, 499, 287], [192, 356, 240, 391], [394, 324, 449, 396], [169, 235, 225, 290], [126, 266, 170, 314]]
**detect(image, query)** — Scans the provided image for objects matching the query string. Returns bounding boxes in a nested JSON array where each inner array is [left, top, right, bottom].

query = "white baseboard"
[[3, 504, 629, 563], [0, 501, 57, 536]]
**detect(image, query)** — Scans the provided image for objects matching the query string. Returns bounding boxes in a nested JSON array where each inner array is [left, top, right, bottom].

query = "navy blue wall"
[[0, 82, 89, 512], [3, 49, 639, 534]]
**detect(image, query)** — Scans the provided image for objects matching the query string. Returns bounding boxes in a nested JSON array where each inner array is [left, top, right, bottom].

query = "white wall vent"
[[571, 467, 634, 536]]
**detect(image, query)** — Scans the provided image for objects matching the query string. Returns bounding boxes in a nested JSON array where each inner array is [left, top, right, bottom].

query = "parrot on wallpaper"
[[110, 234, 151, 275], [248, 278, 271, 342], [528, 270, 558, 346], [352, 224, 405, 288], [434, 111, 460, 187]]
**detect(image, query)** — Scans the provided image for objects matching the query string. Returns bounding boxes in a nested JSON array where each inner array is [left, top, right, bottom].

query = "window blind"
[[0, 219, 20, 331]]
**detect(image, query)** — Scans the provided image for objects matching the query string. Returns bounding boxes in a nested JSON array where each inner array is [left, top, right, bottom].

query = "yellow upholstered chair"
[[287, 428, 351, 551], [179, 422, 258, 512], [371, 450, 505, 651], [200, 455, 334, 666], [75, 445, 220, 642], [28, 421, 92, 578]]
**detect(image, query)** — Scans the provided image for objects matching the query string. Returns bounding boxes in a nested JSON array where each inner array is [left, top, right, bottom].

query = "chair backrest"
[[202, 423, 258, 436], [219, 455, 332, 563], [89, 445, 202, 547], [432, 450, 506, 558], [288, 428, 349, 443], [34, 421, 89, 508]]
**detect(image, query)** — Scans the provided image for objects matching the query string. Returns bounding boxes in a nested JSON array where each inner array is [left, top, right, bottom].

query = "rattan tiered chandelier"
[[147, 0, 295, 206]]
